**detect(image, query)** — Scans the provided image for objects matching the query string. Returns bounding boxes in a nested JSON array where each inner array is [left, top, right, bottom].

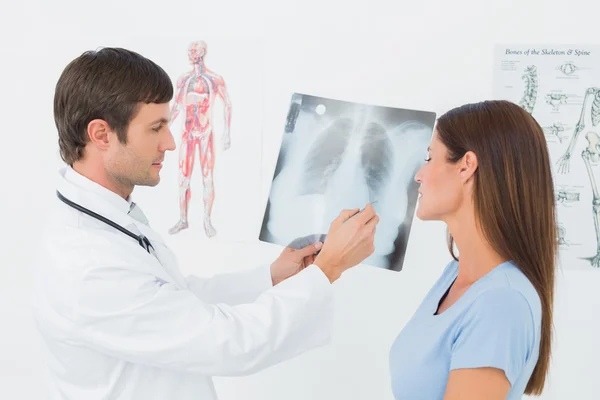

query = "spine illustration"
[[519, 65, 538, 114], [543, 122, 565, 143], [545, 93, 568, 111], [556, 189, 580, 204]]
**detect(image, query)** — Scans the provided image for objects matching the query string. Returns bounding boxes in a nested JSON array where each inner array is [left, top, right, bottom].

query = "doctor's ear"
[[87, 119, 114, 150], [458, 150, 478, 183]]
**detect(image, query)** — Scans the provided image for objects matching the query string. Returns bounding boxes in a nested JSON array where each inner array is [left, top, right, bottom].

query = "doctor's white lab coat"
[[31, 167, 334, 400]]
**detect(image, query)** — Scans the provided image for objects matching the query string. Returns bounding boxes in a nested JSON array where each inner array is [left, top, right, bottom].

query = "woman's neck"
[[446, 208, 508, 286]]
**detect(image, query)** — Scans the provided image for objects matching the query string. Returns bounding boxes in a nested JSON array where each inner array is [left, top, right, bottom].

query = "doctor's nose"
[[162, 128, 176, 152]]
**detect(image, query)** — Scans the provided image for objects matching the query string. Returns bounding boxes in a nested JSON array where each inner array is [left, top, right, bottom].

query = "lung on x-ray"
[[259, 93, 436, 271]]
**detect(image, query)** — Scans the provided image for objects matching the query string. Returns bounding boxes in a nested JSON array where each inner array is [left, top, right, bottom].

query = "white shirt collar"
[[57, 165, 162, 245], [63, 165, 132, 216]]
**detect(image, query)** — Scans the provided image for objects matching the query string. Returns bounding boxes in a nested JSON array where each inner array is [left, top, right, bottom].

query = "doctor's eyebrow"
[[149, 118, 169, 126]]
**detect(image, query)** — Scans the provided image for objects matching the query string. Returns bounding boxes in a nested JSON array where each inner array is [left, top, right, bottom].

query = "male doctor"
[[31, 47, 379, 400]]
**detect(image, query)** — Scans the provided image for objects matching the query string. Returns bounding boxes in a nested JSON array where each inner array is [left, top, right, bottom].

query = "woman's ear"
[[458, 150, 478, 183]]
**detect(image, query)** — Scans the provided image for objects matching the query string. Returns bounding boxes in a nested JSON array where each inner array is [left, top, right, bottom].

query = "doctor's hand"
[[314, 204, 379, 283], [270, 242, 324, 286]]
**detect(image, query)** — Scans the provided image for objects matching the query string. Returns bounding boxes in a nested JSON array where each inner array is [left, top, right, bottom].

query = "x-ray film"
[[259, 93, 436, 271]]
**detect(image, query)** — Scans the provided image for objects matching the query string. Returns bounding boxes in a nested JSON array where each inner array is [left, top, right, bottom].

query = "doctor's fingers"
[[353, 204, 377, 225], [358, 216, 379, 242], [365, 214, 379, 232], [330, 208, 361, 230], [295, 241, 323, 257], [302, 254, 316, 268]]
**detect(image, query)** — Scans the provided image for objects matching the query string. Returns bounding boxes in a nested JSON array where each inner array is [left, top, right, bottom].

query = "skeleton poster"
[[493, 44, 600, 270], [259, 93, 436, 271]]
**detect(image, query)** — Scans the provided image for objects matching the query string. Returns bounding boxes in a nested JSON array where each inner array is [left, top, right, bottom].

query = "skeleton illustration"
[[543, 122, 565, 143], [557, 224, 569, 246], [556, 189, 580, 204], [168, 41, 232, 237], [545, 93, 568, 111], [519, 65, 538, 114], [556, 87, 600, 267], [557, 62, 579, 76]]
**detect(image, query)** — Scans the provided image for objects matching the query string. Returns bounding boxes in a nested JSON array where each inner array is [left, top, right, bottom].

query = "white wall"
[[1, 0, 599, 399]]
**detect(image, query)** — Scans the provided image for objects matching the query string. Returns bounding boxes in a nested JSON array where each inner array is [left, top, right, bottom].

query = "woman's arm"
[[444, 287, 538, 399], [443, 367, 510, 400]]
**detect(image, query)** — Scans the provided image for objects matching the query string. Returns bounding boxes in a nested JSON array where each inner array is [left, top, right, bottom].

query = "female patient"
[[389, 100, 556, 399]]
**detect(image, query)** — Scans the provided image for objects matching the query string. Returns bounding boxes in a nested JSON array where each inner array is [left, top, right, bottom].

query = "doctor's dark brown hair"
[[436, 100, 556, 395], [54, 47, 173, 165]]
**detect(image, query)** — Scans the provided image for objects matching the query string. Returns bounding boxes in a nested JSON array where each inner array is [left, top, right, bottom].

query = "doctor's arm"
[[74, 207, 376, 376], [185, 205, 376, 306], [75, 263, 333, 377], [185, 263, 273, 305], [185, 242, 323, 305], [442, 288, 534, 400]]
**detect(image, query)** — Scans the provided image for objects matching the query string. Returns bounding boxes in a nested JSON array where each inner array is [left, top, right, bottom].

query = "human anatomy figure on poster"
[[168, 41, 232, 237]]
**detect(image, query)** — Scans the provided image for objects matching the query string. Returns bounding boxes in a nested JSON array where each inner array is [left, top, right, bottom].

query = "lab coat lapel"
[[146, 241, 189, 289], [126, 211, 189, 290], [56, 172, 187, 289]]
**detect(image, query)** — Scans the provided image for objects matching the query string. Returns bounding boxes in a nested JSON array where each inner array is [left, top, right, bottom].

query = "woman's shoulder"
[[467, 261, 542, 331], [440, 258, 459, 279], [487, 262, 540, 309], [448, 263, 543, 388]]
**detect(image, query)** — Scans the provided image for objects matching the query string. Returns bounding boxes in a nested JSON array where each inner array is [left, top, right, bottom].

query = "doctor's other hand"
[[314, 204, 379, 283], [270, 242, 323, 286]]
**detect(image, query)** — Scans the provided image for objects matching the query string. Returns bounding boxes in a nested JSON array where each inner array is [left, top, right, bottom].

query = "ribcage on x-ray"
[[298, 117, 393, 200], [361, 122, 394, 201], [298, 118, 353, 195]]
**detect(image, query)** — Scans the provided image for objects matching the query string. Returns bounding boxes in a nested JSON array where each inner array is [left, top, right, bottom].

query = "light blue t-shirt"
[[389, 260, 542, 400]]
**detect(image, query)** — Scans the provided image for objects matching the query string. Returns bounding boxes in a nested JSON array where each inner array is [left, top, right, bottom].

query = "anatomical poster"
[[493, 44, 600, 270], [259, 93, 436, 271], [115, 37, 265, 244]]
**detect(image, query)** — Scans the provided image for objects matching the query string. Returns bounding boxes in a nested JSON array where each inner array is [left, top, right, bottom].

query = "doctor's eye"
[[152, 125, 162, 132], [425, 157, 431, 162]]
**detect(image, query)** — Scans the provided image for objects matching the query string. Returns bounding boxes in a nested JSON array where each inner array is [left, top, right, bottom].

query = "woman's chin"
[[416, 206, 435, 221], [416, 205, 426, 220]]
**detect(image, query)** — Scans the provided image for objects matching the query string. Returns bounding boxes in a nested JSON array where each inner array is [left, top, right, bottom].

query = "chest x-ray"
[[259, 93, 436, 271]]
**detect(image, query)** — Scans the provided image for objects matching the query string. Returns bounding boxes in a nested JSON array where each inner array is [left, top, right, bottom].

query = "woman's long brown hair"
[[436, 100, 556, 395]]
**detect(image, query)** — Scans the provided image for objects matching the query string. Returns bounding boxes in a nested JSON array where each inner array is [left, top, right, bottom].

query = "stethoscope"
[[56, 190, 155, 254]]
